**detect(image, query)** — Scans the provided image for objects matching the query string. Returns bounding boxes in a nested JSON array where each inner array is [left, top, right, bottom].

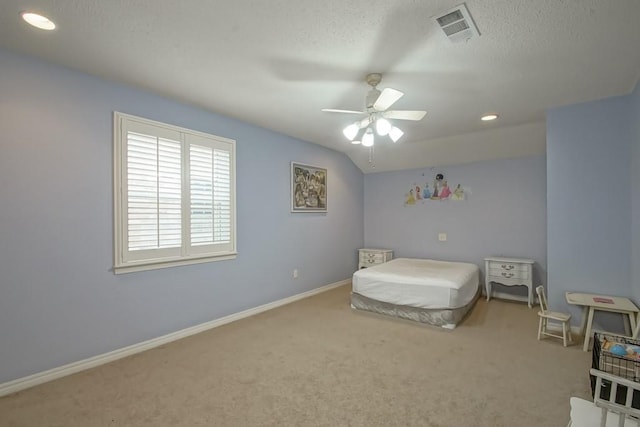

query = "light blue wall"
[[364, 155, 547, 298], [547, 93, 633, 331], [0, 49, 364, 384], [632, 84, 640, 303]]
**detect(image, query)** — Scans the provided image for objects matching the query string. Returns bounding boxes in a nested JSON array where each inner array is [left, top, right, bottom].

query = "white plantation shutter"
[[127, 132, 182, 251], [190, 144, 214, 246], [188, 145, 231, 245], [186, 133, 235, 255], [114, 112, 236, 273], [213, 149, 231, 242]]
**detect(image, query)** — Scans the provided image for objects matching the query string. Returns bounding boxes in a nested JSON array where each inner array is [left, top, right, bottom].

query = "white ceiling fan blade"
[[383, 110, 427, 121], [321, 108, 364, 114], [373, 88, 403, 111]]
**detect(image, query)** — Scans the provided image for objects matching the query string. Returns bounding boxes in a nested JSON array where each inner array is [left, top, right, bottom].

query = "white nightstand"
[[484, 257, 535, 308], [358, 248, 393, 269]]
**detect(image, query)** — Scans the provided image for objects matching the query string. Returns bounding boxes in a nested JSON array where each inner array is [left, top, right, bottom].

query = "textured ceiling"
[[1, 0, 639, 172]]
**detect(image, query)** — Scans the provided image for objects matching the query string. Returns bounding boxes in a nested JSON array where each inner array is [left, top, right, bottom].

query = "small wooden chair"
[[537, 285, 573, 347]]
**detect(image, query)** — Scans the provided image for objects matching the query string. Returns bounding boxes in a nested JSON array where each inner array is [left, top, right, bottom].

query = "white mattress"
[[352, 258, 480, 309]]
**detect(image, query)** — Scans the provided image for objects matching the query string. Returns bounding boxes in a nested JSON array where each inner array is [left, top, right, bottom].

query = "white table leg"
[[528, 284, 532, 308], [578, 306, 588, 337], [486, 280, 491, 302], [628, 313, 637, 337], [583, 307, 595, 352], [624, 314, 632, 336]]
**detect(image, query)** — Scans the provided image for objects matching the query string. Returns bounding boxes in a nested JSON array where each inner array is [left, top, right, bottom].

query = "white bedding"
[[352, 258, 480, 309]]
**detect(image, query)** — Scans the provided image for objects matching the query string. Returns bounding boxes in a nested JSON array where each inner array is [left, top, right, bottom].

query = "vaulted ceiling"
[[1, 0, 639, 172]]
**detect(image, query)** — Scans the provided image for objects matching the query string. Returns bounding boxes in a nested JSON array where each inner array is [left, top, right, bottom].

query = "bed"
[[351, 257, 481, 329]]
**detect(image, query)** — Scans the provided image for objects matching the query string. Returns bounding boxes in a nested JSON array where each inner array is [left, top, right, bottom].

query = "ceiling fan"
[[322, 73, 427, 147]]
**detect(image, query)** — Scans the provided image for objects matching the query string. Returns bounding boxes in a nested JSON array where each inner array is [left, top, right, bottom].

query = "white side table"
[[358, 248, 393, 269], [484, 257, 535, 308], [565, 292, 640, 351]]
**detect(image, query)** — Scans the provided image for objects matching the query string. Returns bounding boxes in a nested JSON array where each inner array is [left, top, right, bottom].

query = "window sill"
[[113, 253, 237, 274]]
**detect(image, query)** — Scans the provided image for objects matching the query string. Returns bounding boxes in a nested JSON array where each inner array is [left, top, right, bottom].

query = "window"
[[113, 112, 236, 273]]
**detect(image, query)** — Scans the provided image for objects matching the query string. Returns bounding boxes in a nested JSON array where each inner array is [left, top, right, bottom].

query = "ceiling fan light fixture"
[[389, 126, 404, 143], [342, 123, 359, 140], [324, 73, 426, 148], [362, 128, 374, 147], [375, 118, 391, 136], [21, 12, 56, 30], [351, 127, 365, 145]]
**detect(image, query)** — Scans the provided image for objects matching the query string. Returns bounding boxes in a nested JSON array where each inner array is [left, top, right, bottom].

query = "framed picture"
[[291, 162, 327, 213]]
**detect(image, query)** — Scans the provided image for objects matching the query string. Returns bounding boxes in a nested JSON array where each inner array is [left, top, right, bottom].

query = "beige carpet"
[[0, 285, 592, 426]]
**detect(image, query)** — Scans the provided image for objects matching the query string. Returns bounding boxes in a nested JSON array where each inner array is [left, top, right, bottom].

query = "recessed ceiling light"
[[481, 114, 499, 121], [21, 12, 56, 30]]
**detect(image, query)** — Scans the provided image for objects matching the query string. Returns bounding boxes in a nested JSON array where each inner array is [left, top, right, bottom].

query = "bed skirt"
[[350, 284, 481, 329]]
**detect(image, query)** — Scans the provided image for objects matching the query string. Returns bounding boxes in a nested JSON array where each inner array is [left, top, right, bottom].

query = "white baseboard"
[[0, 279, 350, 398]]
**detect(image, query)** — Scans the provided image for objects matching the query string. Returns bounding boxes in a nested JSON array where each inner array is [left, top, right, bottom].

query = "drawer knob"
[[501, 264, 514, 270], [501, 272, 514, 278]]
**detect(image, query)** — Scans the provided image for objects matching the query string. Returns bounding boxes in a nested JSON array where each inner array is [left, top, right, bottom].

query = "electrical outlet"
[[293, 269, 298, 278], [438, 233, 447, 242]]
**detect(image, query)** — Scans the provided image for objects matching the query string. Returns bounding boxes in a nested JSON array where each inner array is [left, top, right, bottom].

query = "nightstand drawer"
[[360, 253, 384, 263], [488, 269, 529, 280], [492, 262, 527, 271], [488, 266, 530, 280], [358, 248, 393, 269]]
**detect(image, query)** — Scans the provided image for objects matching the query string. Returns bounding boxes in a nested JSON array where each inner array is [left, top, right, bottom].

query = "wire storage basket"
[[591, 332, 640, 408]]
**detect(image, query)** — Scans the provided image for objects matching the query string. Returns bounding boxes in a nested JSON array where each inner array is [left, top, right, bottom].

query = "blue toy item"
[[610, 344, 627, 356]]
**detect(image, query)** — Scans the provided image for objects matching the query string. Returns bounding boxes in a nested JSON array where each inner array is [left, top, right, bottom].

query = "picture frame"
[[291, 162, 327, 213]]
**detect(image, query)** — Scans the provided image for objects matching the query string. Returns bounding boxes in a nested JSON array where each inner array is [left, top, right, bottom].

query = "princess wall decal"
[[403, 173, 466, 204]]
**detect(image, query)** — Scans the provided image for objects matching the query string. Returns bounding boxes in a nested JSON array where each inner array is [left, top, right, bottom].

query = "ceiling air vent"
[[434, 3, 480, 43]]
